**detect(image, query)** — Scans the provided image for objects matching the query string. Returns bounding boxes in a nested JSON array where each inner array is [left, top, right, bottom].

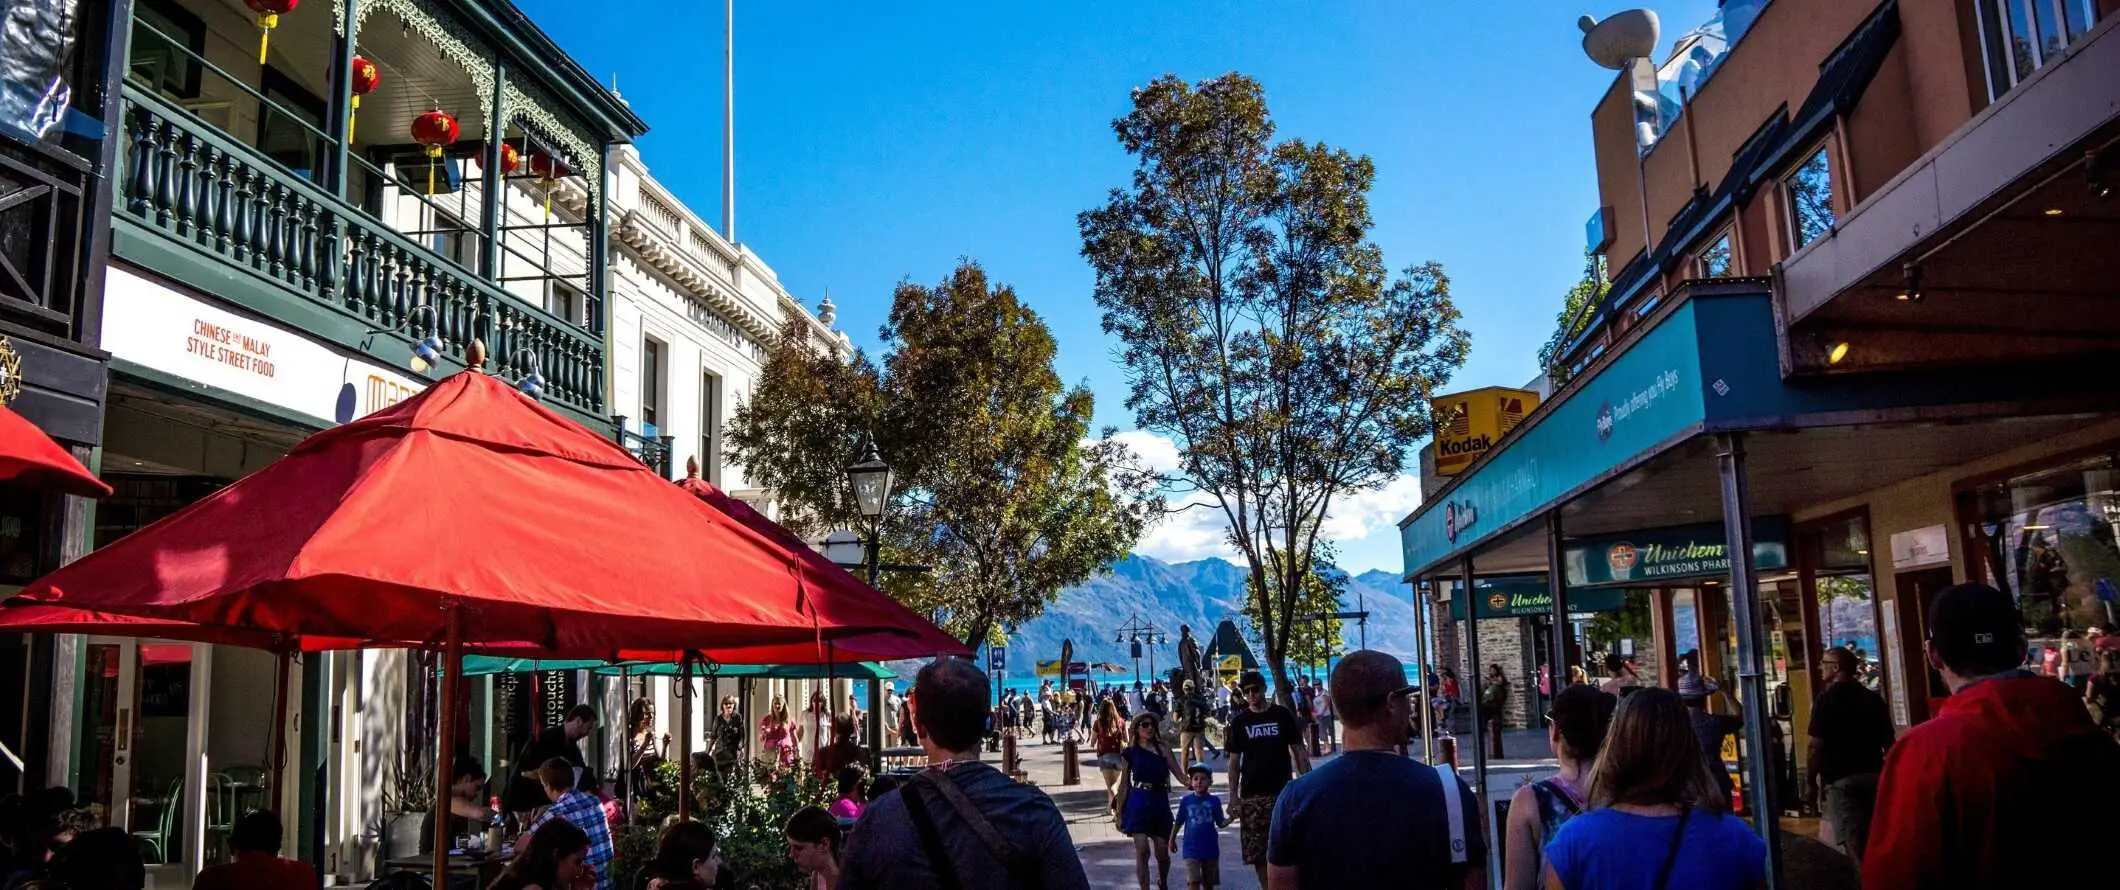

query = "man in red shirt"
[[1864, 583, 2120, 889], [191, 809, 312, 890]]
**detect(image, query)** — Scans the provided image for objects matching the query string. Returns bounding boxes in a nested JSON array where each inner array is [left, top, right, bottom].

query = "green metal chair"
[[132, 778, 180, 864]]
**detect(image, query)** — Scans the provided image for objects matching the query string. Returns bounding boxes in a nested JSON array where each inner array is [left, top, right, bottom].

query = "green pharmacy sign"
[[1563, 519, 1788, 587], [1449, 576, 1630, 620]]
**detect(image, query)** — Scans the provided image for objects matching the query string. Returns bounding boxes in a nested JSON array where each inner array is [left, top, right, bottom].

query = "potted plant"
[[379, 758, 435, 862]]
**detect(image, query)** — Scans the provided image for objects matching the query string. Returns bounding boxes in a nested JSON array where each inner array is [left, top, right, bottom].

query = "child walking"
[[1170, 763, 1231, 889]]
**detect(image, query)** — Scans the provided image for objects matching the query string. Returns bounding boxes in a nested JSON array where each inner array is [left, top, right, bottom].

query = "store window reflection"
[[1809, 516, 1883, 691], [1966, 454, 2120, 686]]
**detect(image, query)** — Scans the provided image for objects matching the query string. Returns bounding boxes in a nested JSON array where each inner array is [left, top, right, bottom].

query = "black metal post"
[[1460, 555, 1498, 884], [328, 0, 358, 198], [1547, 511, 1570, 691], [1413, 581, 1435, 761], [480, 60, 507, 278], [866, 519, 886, 775], [589, 142, 614, 339], [1717, 433, 1782, 889]]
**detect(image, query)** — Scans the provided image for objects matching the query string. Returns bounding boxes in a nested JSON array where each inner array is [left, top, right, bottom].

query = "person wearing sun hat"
[[1864, 583, 2120, 889], [1674, 652, 1742, 808]]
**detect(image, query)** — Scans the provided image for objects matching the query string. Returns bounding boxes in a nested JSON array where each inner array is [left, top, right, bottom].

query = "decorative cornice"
[[614, 211, 776, 344]]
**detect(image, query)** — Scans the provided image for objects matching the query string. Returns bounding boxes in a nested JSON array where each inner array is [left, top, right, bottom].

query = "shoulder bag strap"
[[1433, 762, 1469, 865], [1651, 809, 1692, 890], [917, 770, 1027, 865], [899, 782, 968, 890]]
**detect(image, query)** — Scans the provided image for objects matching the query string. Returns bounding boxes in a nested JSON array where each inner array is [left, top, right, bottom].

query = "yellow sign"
[[1430, 387, 1540, 476]]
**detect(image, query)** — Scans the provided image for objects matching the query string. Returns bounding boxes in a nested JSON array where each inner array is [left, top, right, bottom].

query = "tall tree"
[[1080, 74, 1469, 698], [1243, 544, 1348, 680], [1537, 252, 1609, 385], [725, 261, 1156, 648]]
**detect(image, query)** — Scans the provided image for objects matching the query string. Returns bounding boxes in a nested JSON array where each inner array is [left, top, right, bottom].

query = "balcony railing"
[[117, 85, 605, 417]]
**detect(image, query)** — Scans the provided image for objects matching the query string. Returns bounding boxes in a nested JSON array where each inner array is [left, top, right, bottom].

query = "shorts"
[[1180, 730, 1204, 748], [1236, 793, 1277, 865], [1186, 857, 1221, 886], [1096, 753, 1121, 771]]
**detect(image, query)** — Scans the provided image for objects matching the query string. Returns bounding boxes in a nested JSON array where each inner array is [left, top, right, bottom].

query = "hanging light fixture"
[[410, 108, 460, 196], [244, 0, 299, 65]]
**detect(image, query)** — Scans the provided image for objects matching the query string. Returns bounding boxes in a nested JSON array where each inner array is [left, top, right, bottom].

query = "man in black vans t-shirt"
[[1225, 671, 1309, 887]]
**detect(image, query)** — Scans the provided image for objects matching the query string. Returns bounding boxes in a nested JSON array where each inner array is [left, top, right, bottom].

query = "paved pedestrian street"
[[1002, 727, 1554, 888]]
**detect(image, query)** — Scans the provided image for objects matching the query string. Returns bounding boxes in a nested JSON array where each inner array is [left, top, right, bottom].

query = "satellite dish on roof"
[[1580, 9, 1661, 70]]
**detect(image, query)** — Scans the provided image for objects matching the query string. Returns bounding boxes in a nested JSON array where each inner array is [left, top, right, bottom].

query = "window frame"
[[127, 0, 206, 101], [1696, 227, 1734, 279], [256, 66, 329, 182], [641, 336, 664, 433], [1783, 145, 1838, 254], [701, 371, 723, 485], [1975, 0, 2103, 100]]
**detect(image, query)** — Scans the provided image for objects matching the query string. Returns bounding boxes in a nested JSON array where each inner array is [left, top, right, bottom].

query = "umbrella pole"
[[677, 657, 694, 820], [433, 606, 464, 881], [268, 650, 291, 798]]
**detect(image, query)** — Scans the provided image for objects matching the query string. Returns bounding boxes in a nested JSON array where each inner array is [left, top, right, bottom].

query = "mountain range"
[[996, 554, 1423, 682]]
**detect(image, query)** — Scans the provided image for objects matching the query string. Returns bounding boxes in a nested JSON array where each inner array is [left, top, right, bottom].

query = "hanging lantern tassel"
[[347, 56, 380, 145], [528, 151, 571, 221], [245, 1, 299, 65], [409, 108, 460, 197]]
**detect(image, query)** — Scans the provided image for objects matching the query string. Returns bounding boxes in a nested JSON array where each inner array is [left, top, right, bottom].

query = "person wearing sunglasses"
[[1224, 672, 1309, 888]]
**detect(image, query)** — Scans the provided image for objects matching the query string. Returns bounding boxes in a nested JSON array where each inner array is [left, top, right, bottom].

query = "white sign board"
[[1880, 600, 1911, 727], [1890, 525, 1951, 570], [102, 267, 427, 426]]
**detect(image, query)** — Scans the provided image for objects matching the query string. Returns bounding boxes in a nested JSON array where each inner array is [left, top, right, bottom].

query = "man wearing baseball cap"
[[1864, 583, 2120, 889]]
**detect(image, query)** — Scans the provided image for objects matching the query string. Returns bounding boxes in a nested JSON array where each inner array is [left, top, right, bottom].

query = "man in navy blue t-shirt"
[[1266, 651, 1485, 890]]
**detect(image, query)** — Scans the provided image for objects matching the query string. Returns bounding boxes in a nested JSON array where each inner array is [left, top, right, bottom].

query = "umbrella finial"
[[685, 455, 701, 478], [466, 339, 488, 371]]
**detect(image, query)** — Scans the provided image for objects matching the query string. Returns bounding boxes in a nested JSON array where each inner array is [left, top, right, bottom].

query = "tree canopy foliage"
[[1537, 252, 1609, 385], [1079, 73, 1469, 692], [725, 261, 1156, 647]]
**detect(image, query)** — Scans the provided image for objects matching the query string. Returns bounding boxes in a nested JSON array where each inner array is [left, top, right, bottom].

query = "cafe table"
[[382, 849, 507, 886]]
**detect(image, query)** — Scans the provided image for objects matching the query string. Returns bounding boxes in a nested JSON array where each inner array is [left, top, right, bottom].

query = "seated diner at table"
[[423, 757, 497, 854]]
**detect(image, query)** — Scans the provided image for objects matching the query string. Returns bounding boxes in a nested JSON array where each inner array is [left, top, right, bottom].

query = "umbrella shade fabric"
[[0, 406, 112, 497], [11, 371, 921, 654], [0, 602, 364, 651], [453, 655, 891, 680], [675, 473, 968, 659]]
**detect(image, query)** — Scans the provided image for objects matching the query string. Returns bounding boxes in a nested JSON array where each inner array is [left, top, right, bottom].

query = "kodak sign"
[[1430, 386, 1541, 477]]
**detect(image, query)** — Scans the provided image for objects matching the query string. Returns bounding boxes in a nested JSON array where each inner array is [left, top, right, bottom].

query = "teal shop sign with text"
[[1448, 576, 1632, 620], [1563, 519, 1789, 587], [1402, 302, 1707, 576]]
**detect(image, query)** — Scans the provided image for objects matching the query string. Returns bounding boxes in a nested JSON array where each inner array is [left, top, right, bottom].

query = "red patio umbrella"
[[9, 360, 927, 875], [0, 405, 112, 497]]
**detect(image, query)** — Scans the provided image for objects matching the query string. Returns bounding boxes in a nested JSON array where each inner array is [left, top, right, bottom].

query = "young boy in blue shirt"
[[1170, 762, 1231, 889]]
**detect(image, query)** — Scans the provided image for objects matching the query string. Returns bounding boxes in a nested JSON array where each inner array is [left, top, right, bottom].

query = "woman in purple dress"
[[1113, 713, 1183, 890]]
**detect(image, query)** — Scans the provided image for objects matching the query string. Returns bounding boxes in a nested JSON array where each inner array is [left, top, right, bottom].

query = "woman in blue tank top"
[[1114, 712, 1183, 890], [1543, 687, 1767, 890], [1504, 684, 1617, 890]]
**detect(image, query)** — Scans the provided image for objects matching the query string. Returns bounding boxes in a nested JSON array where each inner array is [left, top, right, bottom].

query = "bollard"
[[1003, 729, 1019, 779], [1436, 734, 1459, 771], [1062, 736, 1081, 785]]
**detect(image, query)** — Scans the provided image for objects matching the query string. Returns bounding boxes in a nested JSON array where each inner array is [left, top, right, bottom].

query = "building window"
[[701, 372, 723, 485], [128, 0, 205, 101], [641, 337, 663, 433], [1784, 147, 1837, 252], [1697, 230, 1733, 278], [1959, 450, 2119, 693], [1978, 1, 2102, 99], [425, 209, 478, 270], [545, 281, 583, 327], [257, 67, 327, 182]]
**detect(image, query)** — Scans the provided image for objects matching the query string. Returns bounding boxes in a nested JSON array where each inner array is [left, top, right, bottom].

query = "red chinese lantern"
[[474, 142, 521, 176], [244, 0, 298, 65], [410, 108, 459, 195], [346, 55, 380, 143], [527, 150, 571, 219]]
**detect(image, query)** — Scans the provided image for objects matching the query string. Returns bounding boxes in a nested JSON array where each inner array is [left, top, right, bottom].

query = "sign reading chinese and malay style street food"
[[1447, 575, 1632, 620], [1429, 386, 1541, 477], [1562, 519, 1789, 587]]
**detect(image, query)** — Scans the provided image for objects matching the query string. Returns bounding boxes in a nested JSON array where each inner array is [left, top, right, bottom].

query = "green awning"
[[455, 656, 892, 680]]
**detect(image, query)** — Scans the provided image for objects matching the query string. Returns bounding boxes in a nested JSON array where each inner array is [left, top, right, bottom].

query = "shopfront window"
[[1964, 452, 2120, 684]]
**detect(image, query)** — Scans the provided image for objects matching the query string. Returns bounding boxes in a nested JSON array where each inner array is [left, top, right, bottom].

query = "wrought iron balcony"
[[116, 84, 605, 416], [613, 419, 674, 479]]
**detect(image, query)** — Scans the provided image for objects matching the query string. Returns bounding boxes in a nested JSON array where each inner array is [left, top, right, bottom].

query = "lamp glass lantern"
[[847, 439, 894, 520]]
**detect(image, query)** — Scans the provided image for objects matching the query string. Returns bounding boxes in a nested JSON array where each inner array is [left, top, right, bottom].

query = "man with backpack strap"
[[839, 657, 1091, 890]]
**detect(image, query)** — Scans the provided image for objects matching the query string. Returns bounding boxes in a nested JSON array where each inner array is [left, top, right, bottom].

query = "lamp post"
[[846, 434, 892, 768], [1115, 614, 1167, 686]]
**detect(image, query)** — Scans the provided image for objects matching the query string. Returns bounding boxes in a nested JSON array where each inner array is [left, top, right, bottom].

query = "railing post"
[[590, 141, 613, 338], [328, 0, 358, 199], [480, 61, 508, 280]]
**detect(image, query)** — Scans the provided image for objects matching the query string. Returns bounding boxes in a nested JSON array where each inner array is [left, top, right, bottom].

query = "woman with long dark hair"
[[1503, 686, 1616, 890], [1541, 688, 1765, 890], [642, 820, 725, 890], [1093, 698, 1127, 808], [783, 805, 842, 890], [487, 818, 590, 890], [1113, 713, 1183, 890]]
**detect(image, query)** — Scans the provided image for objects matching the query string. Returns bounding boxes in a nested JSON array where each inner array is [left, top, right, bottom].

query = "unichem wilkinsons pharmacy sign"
[[1563, 520, 1788, 587]]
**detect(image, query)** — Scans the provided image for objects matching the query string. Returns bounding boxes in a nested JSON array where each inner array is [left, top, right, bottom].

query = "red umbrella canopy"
[[674, 471, 969, 661], [0, 405, 113, 497], [12, 370, 916, 654], [0, 602, 367, 652]]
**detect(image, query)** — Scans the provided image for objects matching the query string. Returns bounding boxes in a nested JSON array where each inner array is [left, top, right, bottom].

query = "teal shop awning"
[[457, 656, 893, 680], [1447, 576, 1632, 621]]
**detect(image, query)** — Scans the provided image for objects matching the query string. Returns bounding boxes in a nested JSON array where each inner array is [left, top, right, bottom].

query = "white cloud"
[[1113, 429, 1424, 568]]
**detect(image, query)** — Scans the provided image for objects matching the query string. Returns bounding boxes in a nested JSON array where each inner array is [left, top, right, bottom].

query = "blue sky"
[[516, 0, 1721, 573]]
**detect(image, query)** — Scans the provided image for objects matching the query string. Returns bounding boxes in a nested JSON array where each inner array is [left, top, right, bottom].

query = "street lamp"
[[845, 434, 893, 587], [1115, 614, 1167, 685]]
